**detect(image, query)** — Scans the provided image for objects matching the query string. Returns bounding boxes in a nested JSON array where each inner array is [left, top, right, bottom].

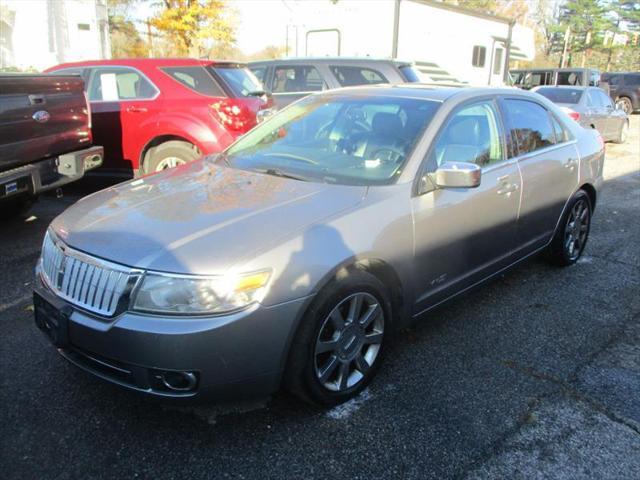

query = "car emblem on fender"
[[32, 110, 50, 123]]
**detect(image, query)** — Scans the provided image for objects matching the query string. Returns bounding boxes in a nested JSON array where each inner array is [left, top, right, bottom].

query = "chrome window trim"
[[86, 65, 161, 103]]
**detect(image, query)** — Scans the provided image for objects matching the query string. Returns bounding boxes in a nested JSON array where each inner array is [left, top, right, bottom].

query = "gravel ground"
[[1, 117, 638, 479]]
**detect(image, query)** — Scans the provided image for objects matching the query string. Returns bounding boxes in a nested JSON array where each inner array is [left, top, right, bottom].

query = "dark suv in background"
[[248, 58, 425, 108], [602, 72, 640, 115]]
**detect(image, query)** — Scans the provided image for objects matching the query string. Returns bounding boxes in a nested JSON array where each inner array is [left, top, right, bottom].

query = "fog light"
[[159, 371, 198, 392]]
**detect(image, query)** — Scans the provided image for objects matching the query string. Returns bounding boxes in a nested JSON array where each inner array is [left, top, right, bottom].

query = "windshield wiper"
[[259, 168, 309, 182], [246, 90, 267, 97]]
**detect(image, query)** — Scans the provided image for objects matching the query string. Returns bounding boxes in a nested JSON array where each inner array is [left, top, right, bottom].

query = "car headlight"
[[132, 270, 272, 315]]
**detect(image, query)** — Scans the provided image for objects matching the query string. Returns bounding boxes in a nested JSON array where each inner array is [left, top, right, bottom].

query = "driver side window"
[[433, 101, 503, 167]]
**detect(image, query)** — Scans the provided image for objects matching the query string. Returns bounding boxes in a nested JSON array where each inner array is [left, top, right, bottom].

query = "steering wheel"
[[371, 147, 405, 164]]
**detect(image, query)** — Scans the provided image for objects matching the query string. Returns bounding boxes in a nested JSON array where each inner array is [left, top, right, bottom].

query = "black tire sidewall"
[[286, 269, 392, 406], [145, 141, 200, 174]]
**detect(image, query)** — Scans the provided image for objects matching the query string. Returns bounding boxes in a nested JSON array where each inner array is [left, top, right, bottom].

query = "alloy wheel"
[[314, 292, 384, 392], [155, 156, 186, 171], [564, 199, 590, 261]]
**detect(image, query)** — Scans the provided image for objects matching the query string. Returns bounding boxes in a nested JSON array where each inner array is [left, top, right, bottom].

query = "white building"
[[0, 0, 110, 72], [253, 0, 535, 86]]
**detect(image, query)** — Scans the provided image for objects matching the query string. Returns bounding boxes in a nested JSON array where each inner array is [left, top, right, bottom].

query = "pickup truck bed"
[[0, 74, 103, 218]]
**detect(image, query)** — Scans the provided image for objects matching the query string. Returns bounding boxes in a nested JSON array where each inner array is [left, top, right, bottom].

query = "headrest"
[[372, 112, 403, 135], [448, 117, 480, 145]]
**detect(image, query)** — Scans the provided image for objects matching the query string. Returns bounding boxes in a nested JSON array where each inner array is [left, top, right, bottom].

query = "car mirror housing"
[[428, 161, 482, 190]]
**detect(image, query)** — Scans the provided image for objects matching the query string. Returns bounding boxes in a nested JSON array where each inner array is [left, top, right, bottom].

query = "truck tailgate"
[[0, 75, 91, 172]]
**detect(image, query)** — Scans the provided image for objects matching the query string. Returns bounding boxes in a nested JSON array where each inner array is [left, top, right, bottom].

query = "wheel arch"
[[139, 135, 202, 174], [579, 182, 597, 211]]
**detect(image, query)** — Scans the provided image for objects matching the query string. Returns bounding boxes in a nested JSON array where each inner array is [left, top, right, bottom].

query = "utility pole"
[[581, 30, 591, 68], [560, 25, 571, 68]]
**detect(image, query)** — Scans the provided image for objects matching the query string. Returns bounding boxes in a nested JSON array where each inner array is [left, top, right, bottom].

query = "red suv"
[[45, 59, 272, 175]]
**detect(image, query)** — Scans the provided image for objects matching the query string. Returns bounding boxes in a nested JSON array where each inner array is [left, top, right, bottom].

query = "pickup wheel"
[[0, 195, 35, 221], [615, 97, 633, 115], [285, 270, 391, 406], [548, 190, 592, 267], [144, 141, 201, 174]]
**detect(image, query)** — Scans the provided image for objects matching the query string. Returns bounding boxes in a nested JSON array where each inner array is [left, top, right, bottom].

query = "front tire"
[[285, 270, 391, 406], [548, 190, 592, 266], [144, 140, 201, 174]]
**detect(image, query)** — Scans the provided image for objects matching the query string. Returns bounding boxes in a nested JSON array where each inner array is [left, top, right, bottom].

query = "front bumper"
[[34, 275, 309, 400]]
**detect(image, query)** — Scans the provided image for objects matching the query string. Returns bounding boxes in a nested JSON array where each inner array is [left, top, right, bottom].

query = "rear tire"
[[613, 121, 629, 144], [144, 140, 201, 174], [285, 269, 391, 406], [615, 97, 633, 115], [548, 190, 592, 267]]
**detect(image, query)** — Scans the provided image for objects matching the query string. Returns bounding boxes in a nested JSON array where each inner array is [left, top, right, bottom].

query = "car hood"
[[51, 160, 366, 274]]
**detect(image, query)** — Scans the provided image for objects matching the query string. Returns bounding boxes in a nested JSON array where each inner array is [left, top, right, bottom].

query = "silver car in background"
[[533, 85, 629, 144], [34, 86, 604, 406]]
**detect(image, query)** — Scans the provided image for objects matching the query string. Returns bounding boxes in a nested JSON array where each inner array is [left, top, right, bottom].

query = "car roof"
[[311, 84, 535, 102], [248, 57, 413, 66], [48, 58, 246, 70]]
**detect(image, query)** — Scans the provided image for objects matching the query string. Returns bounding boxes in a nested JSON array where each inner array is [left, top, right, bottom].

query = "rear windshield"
[[536, 87, 584, 104], [399, 65, 424, 83], [161, 66, 224, 97], [209, 66, 264, 98]]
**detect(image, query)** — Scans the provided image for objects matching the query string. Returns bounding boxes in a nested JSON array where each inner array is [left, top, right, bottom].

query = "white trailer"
[[288, 0, 534, 86]]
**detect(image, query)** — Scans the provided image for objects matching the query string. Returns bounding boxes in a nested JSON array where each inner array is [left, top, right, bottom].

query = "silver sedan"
[[533, 85, 629, 143], [34, 86, 605, 406]]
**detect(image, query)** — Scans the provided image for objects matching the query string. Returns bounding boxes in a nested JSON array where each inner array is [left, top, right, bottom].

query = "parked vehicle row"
[[0, 74, 103, 219], [34, 85, 604, 406], [510, 67, 640, 115]]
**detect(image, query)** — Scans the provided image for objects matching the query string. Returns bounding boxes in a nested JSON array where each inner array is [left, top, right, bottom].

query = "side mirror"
[[431, 161, 481, 189]]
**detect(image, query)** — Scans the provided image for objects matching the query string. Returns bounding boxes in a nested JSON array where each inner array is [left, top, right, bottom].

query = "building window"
[[472, 46, 486, 67], [78, 23, 91, 31]]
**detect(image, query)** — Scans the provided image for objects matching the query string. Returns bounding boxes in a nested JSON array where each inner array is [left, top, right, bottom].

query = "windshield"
[[536, 87, 583, 104], [209, 65, 264, 97], [216, 95, 441, 186]]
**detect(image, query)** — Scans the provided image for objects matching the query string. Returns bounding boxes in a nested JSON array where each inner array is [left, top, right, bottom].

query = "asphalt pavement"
[[1, 117, 639, 479]]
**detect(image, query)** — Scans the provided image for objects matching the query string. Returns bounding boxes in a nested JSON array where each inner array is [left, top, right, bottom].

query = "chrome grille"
[[40, 232, 140, 317]]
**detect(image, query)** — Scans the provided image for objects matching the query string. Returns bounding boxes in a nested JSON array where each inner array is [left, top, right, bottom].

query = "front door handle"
[[497, 177, 519, 196], [126, 106, 148, 113]]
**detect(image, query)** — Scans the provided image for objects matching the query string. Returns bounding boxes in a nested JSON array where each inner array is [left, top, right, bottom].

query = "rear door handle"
[[126, 106, 148, 113], [497, 176, 519, 196], [564, 158, 578, 170]]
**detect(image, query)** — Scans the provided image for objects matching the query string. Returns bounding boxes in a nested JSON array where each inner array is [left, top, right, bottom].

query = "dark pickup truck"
[[0, 74, 103, 219]]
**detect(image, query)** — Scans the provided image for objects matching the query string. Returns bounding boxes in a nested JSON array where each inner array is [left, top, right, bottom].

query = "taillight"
[[210, 99, 257, 133], [567, 110, 580, 121], [83, 90, 93, 142]]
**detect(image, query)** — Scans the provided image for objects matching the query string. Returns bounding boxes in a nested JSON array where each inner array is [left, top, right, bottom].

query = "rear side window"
[[88, 67, 157, 101], [161, 66, 223, 97], [596, 90, 613, 108], [586, 90, 602, 107], [557, 71, 583, 86], [330, 66, 388, 86], [529, 71, 552, 88], [503, 99, 555, 156], [271, 65, 324, 93], [210, 66, 264, 97]]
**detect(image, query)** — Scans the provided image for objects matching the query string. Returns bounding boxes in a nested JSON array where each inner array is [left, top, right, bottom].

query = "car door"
[[411, 99, 522, 312], [595, 89, 620, 140], [499, 97, 579, 252], [583, 89, 608, 136], [86, 66, 160, 173], [268, 64, 327, 108]]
